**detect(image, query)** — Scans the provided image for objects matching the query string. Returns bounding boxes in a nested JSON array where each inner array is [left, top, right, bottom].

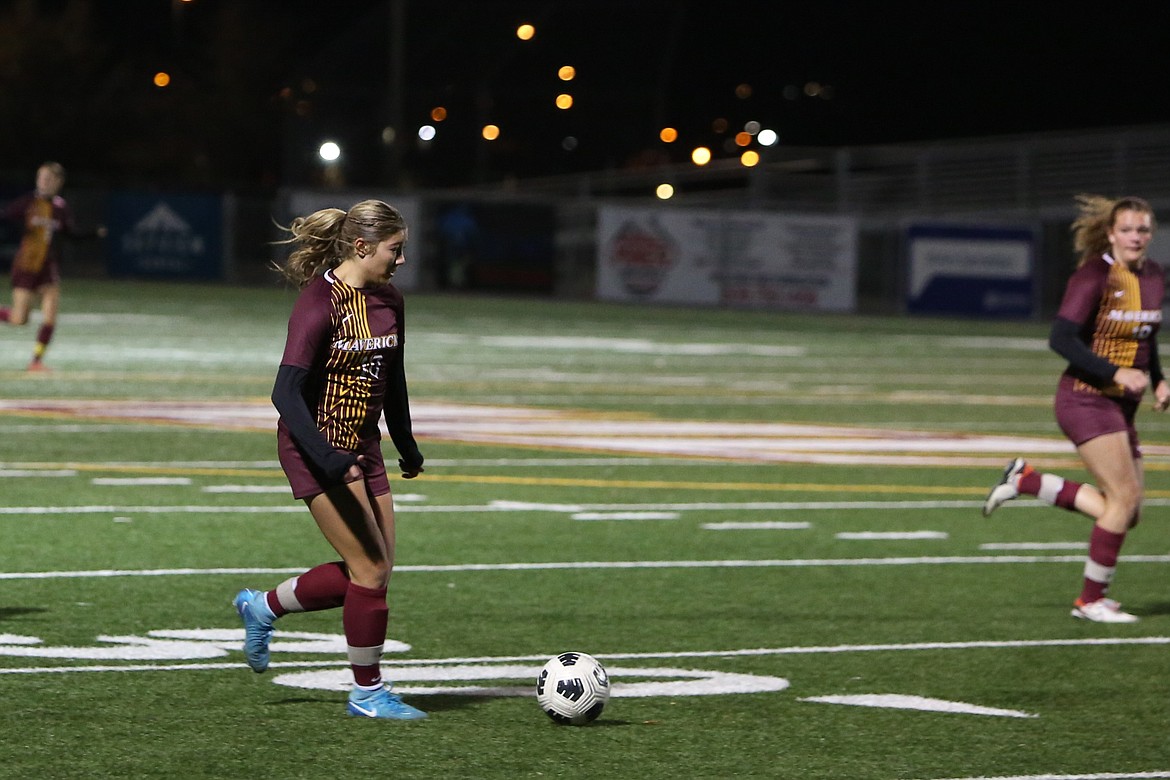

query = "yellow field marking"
[[415, 473, 1170, 498], [9, 461, 1170, 498], [412, 380, 1055, 406], [10, 463, 281, 479], [6, 402, 1170, 481], [0, 406, 274, 432], [1, 370, 272, 384], [417, 473, 979, 493]]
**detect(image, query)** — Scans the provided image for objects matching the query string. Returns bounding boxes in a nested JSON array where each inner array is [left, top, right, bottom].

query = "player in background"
[[0, 161, 105, 371], [234, 199, 427, 720], [983, 194, 1169, 623]]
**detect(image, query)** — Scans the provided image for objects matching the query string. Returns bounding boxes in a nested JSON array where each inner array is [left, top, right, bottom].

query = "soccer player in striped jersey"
[[234, 199, 427, 719], [0, 162, 104, 371], [983, 195, 1169, 623]]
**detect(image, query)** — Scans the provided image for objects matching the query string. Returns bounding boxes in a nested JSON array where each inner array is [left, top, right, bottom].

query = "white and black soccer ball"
[[535, 651, 610, 725]]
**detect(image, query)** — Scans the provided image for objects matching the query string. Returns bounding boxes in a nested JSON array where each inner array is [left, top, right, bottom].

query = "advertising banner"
[[597, 207, 858, 312], [905, 224, 1036, 317], [106, 192, 225, 279]]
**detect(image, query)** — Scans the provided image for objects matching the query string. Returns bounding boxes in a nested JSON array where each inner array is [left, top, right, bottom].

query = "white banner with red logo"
[[596, 206, 857, 312]]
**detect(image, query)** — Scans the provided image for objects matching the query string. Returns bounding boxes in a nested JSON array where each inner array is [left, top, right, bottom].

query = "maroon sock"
[[35, 322, 54, 346], [1017, 470, 1081, 510], [0, 307, 9, 323], [1017, 470, 1042, 495], [1053, 480, 1081, 510], [344, 582, 389, 688], [266, 561, 349, 616], [31, 323, 54, 362], [1079, 525, 1125, 604]]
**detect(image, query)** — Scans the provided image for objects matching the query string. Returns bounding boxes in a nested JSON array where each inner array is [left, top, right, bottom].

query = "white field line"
[[703, 521, 812, 530], [0, 505, 306, 515], [0, 470, 78, 478], [980, 542, 1088, 551], [0, 458, 718, 469], [922, 772, 1170, 780], [571, 511, 680, 520], [7, 498, 1170, 515], [91, 477, 193, 486], [4, 555, 1170, 580], [0, 460, 282, 469], [3, 636, 1169, 676], [0, 425, 177, 433], [453, 334, 809, 357], [800, 694, 1036, 719], [836, 531, 949, 540]]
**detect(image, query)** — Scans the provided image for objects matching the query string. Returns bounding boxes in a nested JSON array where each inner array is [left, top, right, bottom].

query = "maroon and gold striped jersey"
[[1056, 253, 1164, 397], [279, 269, 406, 450], [1, 192, 76, 274]]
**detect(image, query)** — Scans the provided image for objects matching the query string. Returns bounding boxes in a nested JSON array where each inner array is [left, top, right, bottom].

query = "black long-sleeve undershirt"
[[1048, 316, 1116, 384], [384, 346, 423, 472], [271, 360, 423, 480], [271, 364, 357, 482], [1048, 315, 1166, 388]]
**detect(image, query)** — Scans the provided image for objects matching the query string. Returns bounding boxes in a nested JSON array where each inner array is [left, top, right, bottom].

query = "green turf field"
[[1, 280, 1168, 779]]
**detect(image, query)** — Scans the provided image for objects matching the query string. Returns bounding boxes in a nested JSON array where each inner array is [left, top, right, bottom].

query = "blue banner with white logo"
[[905, 224, 1036, 318], [106, 192, 223, 279]]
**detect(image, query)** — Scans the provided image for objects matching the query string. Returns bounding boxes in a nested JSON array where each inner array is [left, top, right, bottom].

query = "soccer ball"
[[535, 651, 610, 725]]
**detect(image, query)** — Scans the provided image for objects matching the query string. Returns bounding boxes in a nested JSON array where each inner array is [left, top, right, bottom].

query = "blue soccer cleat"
[[346, 686, 428, 720], [233, 588, 275, 673]]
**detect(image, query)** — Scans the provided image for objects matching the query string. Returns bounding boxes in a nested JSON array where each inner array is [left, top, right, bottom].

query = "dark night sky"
[[6, 0, 1170, 190]]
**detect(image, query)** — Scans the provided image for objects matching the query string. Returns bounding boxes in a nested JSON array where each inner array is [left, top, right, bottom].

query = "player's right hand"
[[1113, 367, 1150, 394]]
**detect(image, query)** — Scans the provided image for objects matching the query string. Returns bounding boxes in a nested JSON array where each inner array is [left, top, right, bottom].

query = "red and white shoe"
[[26, 360, 50, 373], [1071, 597, 1139, 623]]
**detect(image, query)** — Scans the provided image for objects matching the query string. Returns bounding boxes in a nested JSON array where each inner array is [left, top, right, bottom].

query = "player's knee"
[[1107, 484, 1142, 519], [348, 560, 391, 590]]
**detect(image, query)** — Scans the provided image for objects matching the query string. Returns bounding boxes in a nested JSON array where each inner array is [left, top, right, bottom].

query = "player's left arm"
[[1149, 336, 1170, 411], [383, 337, 423, 479], [58, 201, 105, 240], [0, 194, 31, 225]]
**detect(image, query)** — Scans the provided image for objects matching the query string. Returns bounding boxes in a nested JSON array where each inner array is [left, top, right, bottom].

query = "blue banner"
[[434, 202, 555, 293], [905, 224, 1035, 318], [106, 192, 224, 279]]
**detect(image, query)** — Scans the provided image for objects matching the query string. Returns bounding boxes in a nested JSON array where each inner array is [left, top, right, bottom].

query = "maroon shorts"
[[1054, 374, 1141, 458], [10, 259, 60, 291], [277, 432, 390, 500]]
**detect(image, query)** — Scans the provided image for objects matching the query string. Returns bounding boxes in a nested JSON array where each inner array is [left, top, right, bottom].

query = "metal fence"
[[25, 122, 1170, 318]]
